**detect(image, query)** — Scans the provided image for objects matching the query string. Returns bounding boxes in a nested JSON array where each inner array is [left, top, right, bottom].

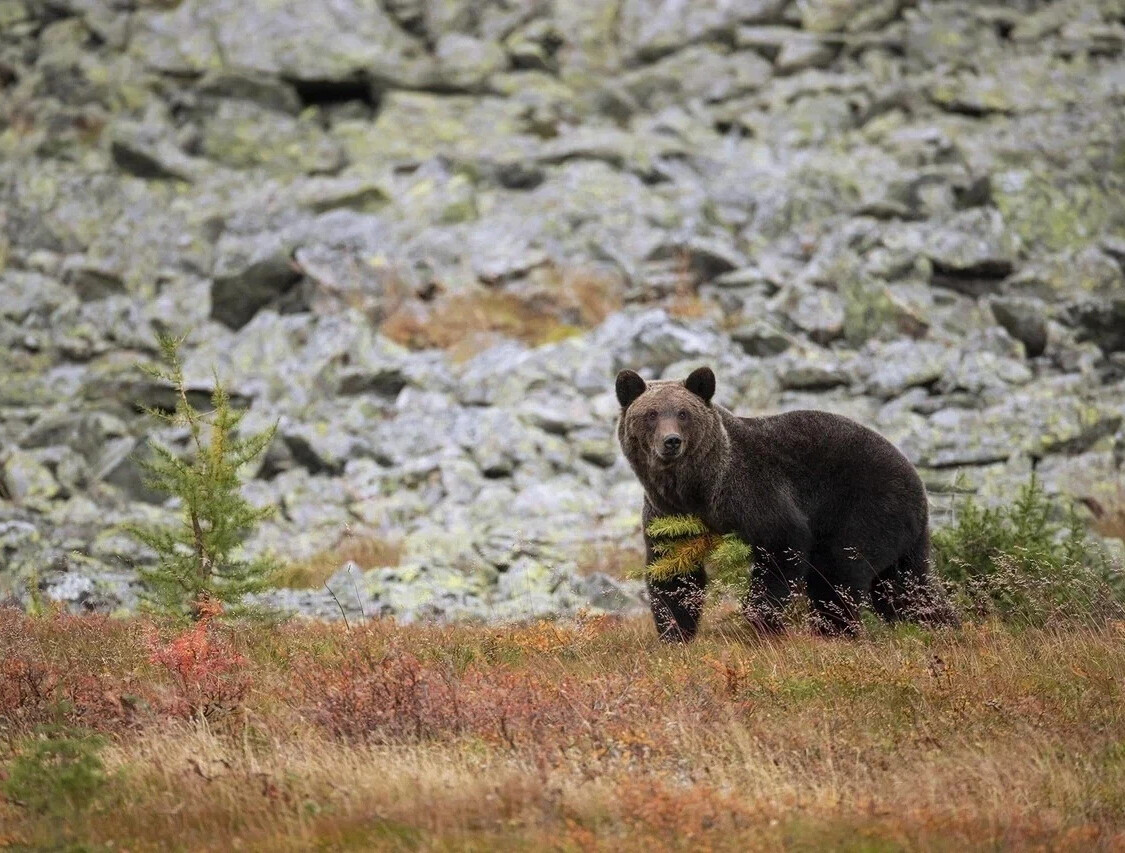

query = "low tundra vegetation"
[[2, 585, 1124, 849], [933, 474, 1121, 625]]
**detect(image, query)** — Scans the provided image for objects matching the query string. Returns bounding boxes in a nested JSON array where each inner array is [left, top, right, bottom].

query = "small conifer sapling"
[[125, 332, 278, 620], [636, 514, 754, 589]]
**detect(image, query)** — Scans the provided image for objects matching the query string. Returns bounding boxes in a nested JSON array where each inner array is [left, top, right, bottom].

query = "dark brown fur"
[[616, 366, 955, 641]]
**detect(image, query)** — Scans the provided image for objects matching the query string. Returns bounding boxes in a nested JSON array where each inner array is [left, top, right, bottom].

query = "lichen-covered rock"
[[618, 0, 786, 59], [198, 100, 346, 174], [619, 44, 773, 109], [798, 0, 903, 33], [925, 208, 1021, 292], [210, 235, 302, 329], [1067, 298, 1125, 354], [2, 0, 1122, 620], [863, 340, 952, 399], [2, 450, 60, 503], [990, 297, 1049, 358], [109, 120, 202, 182], [130, 0, 430, 82]]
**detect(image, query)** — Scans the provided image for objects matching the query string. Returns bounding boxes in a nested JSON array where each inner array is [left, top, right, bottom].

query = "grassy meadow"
[[3, 604, 1125, 851]]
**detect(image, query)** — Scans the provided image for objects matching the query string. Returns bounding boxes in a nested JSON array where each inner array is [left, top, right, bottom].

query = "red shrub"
[[300, 644, 463, 743], [0, 608, 143, 737], [294, 635, 725, 756], [146, 616, 250, 720]]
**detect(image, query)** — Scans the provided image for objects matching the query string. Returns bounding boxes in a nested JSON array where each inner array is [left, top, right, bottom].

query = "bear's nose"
[[663, 435, 682, 452]]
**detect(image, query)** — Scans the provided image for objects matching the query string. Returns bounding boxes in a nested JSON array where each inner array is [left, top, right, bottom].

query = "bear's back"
[[725, 408, 924, 524]]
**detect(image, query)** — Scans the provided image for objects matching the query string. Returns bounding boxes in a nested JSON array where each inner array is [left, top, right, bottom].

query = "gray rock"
[[939, 350, 1033, 395], [643, 236, 749, 289], [458, 408, 537, 477], [930, 56, 1081, 116], [730, 320, 795, 357], [925, 208, 1021, 295], [594, 310, 725, 373], [798, 0, 902, 32], [504, 21, 562, 73], [199, 100, 346, 174], [94, 437, 167, 504], [336, 91, 526, 169], [517, 392, 594, 436], [1, 271, 75, 322], [61, 255, 126, 301], [990, 297, 1049, 358], [775, 348, 852, 391], [109, 121, 201, 182], [863, 340, 950, 399], [570, 426, 619, 468], [581, 572, 646, 612], [0, 520, 40, 562], [292, 244, 398, 321], [619, 44, 773, 108], [196, 70, 302, 114], [619, 0, 787, 59], [992, 170, 1120, 256], [20, 408, 128, 459], [751, 28, 839, 72], [905, 3, 1002, 66], [1004, 247, 1124, 301], [130, 0, 430, 84], [771, 285, 845, 344], [435, 33, 508, 91], [291, 173, 391, 215], [2, 450, 60, 502], [211, 234, 302, 329], [1067, 298, 1125, 354]]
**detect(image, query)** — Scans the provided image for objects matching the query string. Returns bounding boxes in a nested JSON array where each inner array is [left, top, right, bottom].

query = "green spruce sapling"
[[125, 332, 278, 620], [637, 514, 754, 590]]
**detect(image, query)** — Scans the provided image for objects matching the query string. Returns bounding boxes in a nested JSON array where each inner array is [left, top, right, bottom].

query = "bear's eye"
[[644, 410, 657, 423], [677, 410, 688, 421]]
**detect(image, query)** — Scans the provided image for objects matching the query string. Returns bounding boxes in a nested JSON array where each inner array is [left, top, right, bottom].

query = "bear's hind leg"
[[743, 547, 807, 634], [806, 569, 863, 636], [647, 569, 708, 642], [872, 532, 960, 627]]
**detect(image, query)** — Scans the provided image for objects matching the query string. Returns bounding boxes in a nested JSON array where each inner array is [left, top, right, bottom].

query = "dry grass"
[[666, 292, 711, 320], [3, 609, 1125, 850], [575, 541, 646, 579], [380, 266, 624, 360], [274, 532, 402, 589]]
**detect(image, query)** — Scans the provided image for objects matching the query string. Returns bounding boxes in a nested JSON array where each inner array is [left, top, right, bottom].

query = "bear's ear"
[[615, 369, 647, 409], [684, 366, 715, 403]]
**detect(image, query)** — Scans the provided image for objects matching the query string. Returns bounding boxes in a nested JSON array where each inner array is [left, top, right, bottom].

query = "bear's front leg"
[[641, 497, 708, 642], [646, 569, 708, 642]]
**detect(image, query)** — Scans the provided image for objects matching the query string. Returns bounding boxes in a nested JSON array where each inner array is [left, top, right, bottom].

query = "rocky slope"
[[1, 0, 1123, 621]]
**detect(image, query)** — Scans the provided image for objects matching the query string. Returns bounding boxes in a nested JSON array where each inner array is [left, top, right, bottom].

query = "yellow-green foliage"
[[125, 332, 280, 621], [637, 514, 754, 585]]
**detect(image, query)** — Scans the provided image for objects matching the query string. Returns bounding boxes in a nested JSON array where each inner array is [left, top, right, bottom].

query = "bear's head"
[[615, 366, 719, 474]]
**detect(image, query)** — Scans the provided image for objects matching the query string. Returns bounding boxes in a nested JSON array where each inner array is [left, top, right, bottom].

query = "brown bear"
[[616, 366, 955, 641]]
